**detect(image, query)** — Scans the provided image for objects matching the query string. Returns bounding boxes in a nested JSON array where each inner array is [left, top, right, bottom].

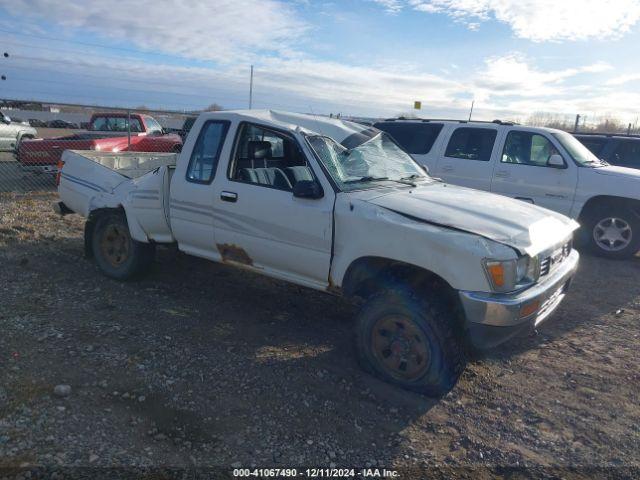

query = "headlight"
[[516, 255, 540, 285], [484, 255, 539, 292]]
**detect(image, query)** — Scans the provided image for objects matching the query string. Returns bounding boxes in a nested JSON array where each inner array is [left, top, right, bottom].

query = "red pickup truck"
[[17, 113, 183, 172]]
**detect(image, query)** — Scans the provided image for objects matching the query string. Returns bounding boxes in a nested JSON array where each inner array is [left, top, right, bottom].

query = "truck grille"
[[539, 240, 572, 278]]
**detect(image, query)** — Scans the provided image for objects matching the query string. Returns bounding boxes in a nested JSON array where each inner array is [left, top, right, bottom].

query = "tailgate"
[[19, 139, 91, 166], [58, 150, 132, 217]]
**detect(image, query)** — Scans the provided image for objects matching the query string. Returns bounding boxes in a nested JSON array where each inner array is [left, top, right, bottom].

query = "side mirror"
[[420, 164, 430, 175], [547, 154, 566, 168], [2, 115, 11, 124], [293, 180, 323, 199]]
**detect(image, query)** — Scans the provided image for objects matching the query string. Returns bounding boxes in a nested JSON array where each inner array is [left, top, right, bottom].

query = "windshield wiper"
[[583, 159, 609, 167], [343, 176, 389, 184]]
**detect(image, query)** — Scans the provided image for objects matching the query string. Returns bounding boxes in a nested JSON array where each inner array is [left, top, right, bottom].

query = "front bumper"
[[459, 249, 579, 349]]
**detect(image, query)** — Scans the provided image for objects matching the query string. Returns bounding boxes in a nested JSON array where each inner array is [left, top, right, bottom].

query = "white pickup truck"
[[375, 119, 640, 259], [55, 110, 579, 396]]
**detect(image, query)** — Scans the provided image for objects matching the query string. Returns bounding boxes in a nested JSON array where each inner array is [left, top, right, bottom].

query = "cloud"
[[402, 0, 640, 42], [606, 73, 640, 86], [8, 0, 307, 63], [370, 0, 404, 13], [1, 1, 638, 121], [473, 54, 612, 98]]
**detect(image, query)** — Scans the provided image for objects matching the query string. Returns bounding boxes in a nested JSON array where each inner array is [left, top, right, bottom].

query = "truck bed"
[[64, 150, 177, 179], [59, 150, 177, 244]]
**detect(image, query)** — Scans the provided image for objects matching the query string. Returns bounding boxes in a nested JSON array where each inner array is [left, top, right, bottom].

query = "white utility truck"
[[375, 119, 640, 259], [55, 110, 579, 396]]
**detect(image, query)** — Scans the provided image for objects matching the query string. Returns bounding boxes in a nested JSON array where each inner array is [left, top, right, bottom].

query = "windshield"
[[552, 131, 605, 166], [306, 132, 429, 191]]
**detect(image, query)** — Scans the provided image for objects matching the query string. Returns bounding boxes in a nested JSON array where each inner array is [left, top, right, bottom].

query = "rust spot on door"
[[217, 243, 253, 266], [326, 275, 342, 295]]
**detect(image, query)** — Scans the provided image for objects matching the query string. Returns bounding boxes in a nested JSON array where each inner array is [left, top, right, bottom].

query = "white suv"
[[375, 119, 640, 259]]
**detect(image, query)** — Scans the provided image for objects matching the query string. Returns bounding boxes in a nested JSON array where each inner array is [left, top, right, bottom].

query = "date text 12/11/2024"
[[232, 468, 400, 478]]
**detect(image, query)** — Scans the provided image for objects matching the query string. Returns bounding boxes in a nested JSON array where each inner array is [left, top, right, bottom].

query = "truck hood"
[[591, 164, 640, 179], [366, 182, 579, 256]]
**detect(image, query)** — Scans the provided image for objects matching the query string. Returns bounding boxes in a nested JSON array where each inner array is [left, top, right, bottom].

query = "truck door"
[[432, 125, 500, 191], [169, 119, 231, 259], [490, 128, 577, 216], [211, 122, 334, 289]]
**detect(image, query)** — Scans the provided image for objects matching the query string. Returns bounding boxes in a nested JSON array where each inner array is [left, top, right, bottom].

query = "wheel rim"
[[371, 315, 432, 381], [593, 217, 632, 252], [100, 224, 130, 267]]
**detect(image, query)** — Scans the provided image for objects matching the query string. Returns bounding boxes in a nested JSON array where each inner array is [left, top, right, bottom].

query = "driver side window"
[[229, 123, 314, 192], [502, 131, 559, 167]]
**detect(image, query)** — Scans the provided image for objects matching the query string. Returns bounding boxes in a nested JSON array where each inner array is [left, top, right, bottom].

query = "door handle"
[[494, 170, 510, 178], [545, 193, 566, 199], [441, 165, 454, 172], [220, 191, 237, 203]]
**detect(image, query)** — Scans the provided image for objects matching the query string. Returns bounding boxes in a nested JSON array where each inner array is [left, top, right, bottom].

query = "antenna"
[[468, 100, 474, 121]]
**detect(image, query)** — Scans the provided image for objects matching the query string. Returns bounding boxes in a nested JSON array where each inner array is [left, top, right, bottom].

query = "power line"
[[6, 52, 251, 90], [0, 27, 194, 61]]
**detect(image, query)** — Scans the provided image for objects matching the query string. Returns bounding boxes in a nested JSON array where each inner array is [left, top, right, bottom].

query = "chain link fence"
[[0, 100, 200, 194]]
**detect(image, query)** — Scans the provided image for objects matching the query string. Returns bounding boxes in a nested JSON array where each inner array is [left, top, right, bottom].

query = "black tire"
[[354, 289, 465, 397], [91, 212, 155, 280], [583, 204, 640, 260]]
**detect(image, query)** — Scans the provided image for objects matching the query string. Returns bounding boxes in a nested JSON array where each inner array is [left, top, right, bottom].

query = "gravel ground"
[[1, 192, 639, 478]]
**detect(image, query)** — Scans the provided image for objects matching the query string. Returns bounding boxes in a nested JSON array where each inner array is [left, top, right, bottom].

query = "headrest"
[[248, 141, 272, 160]]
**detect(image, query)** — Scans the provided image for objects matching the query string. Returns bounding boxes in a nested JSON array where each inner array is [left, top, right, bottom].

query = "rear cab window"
[[373, 122, 443, 154], [90, 115, 143, 133], [445, 127, 497, 161], [185, 120, 230, 184]]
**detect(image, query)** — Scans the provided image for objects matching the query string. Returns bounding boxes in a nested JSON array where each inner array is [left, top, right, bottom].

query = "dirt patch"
[[0, 192, 639, 477]]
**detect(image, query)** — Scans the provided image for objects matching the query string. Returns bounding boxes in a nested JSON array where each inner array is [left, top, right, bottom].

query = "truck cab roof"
[[198, 110, 378, 146]]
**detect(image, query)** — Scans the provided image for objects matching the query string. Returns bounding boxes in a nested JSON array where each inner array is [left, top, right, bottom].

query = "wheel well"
[[579, 196, 640, 222], [341, 256, 455, 301], [84, 207, 126, 258], [341, 256, 467, 339]]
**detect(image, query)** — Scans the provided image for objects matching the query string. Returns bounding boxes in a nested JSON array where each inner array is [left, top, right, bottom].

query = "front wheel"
[[91, 212, 155, 280], [354, 289, 465, 397], [584, 206, 640, 259]]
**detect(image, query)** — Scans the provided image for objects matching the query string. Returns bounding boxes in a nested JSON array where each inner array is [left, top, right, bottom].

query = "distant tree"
[[593, 117, 626, 134], [204, 103, 224, 112], [525, 112, 572, 131]]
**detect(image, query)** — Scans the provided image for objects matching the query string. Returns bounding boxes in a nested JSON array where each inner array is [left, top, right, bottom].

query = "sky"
[[0, 0, 639, 123]]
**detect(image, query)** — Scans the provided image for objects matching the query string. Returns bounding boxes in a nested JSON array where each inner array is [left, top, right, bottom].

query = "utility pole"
[[127, 109, 131, 148], [574, 114, 581, 132], [249, 65, 254, 110], [468, 100, 474, 121]]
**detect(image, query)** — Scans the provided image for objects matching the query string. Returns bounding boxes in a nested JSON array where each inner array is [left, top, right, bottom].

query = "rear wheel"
[[584, 205, 640, 259], [354, 289, 465, 397], [91, 212, 155, 280]]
